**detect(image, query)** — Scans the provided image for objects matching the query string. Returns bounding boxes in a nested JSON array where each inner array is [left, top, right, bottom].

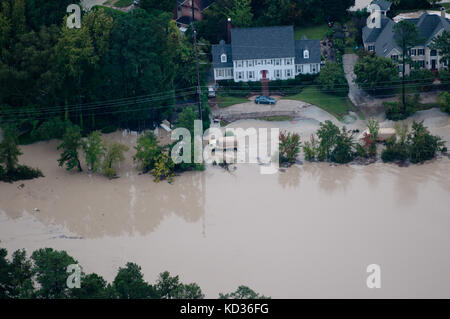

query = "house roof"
[[211, 40, 233, 68], [363, 12, 450, 57], [295, 39, 321, 64], [370, 0, 392, 11], [178, 0, 215, 10], [230, 26, 296, 60]]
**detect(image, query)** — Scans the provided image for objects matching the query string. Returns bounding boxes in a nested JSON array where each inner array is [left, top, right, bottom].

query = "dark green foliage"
[[219, 285, 269, 299], [316, 120, 340, 161], [25, 0, 82, 30], [31, 117, 67, 141], [437, 92, 450, 114], [407, 69, 434, 92], [31, 248, 78, 299], [112, 262, 157, 299], [318, 62, 349, 96], [0, 125, 43, 182], [0, 246, 264, 299], [57, 124, 83, 172], [408, 121, 445, 163], [330, 127, 355, 164], [381, 121, 445, 163], [381, 136, 409, 162], [140, 0, 176, 13], [354, 55, 399, 94]]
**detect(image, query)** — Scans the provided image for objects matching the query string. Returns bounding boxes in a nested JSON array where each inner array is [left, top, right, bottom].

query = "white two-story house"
[[212, 26, 321, 82]]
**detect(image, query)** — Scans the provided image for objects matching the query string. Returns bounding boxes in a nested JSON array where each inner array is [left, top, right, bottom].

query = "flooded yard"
[[1, 135, 450, 298]]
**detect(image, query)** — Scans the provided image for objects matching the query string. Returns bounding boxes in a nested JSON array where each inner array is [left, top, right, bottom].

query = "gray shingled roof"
[[295, 39, 321, 64], [370, 0, 392, 11], [211, 40, 233, 68], [231, 26, 296, 60], [363, 12, 450, 57]]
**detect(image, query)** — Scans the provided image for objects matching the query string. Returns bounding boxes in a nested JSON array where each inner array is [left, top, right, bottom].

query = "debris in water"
[[33, 208, 40, 212]]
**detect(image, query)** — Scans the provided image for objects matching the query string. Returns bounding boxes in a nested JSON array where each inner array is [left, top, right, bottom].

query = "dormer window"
[[221, 54, 227, 63], [304, 50, 309, 59]]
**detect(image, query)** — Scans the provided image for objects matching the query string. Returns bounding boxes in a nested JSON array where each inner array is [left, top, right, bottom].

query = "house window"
[[410, 49, 416, 56], [248, 60, 254, 67], [418, 60, 425, 68], [247, 71, 254, 79], [237, 61, 243, 68], [304, 50, 309, 59], [391, 55, 398, 61], [312, 64, 317, 73], [237, 71, 244, 80], [275, 69, 281, 79], [430, 50, 437, 57], [285, 58, 292, 65], [221, 54, 227, 63], [418, 49, 425, 56], [368, 45, 375, 52], [285, 69, 292, 77], [275, 59, 281, 65]]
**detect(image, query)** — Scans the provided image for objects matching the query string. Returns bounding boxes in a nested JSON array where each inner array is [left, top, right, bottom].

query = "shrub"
[[316, 120, 340, 161], [407, 69, 434, 92], [355, 144, 368, 158], [303, 135, 319, 161], [31, 117, 67, 141], [102, 142, 129, 179], [318, 62, 349, 96], [151, 153, 175, 183], [134, 132, 161, 172], [381, 136, 408, 162], [330, 127, 355, 164], [279, 131, 301, 164], [437, 92, 450, 114], [408, 121, 445, 163]]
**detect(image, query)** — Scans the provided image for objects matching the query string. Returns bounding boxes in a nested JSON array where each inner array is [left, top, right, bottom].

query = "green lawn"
[[115, 0, 133, 7], [284, 86, 354, 119], [258, 116, 294, 122], [216, 94, 249, 108], [294, 24, 329, 40]]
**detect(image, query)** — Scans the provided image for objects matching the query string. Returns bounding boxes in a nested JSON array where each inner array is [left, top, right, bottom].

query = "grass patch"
[[258, 116, 294, 122], [294, 24, 329, 40], [284, 86, 354, 119], [216, 94, 249, 108], [115, 0, 133, 7]]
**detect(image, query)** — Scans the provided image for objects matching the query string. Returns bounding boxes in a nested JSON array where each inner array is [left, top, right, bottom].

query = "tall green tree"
[[393, 20, 420, 111], [83, 131, 105, 172], [112, 262, 157, 299], [31, 248, 78, 299], [57, 124, 83, 172], [0, 126, 22, 173], [102, 142, 129, 178], [354, 55, 398, 93], [225, 0, 253, 27], [219, 285, 269, 299]]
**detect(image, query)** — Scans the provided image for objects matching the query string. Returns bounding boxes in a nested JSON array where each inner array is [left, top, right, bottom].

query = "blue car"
[[255, 96, 276, 105]]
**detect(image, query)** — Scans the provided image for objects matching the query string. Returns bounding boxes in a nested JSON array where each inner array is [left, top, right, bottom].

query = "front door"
[[431, 59, 437, 70], [261, 70, 267, 79]]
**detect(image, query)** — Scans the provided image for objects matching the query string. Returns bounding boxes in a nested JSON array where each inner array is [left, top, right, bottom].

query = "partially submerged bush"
[[151, 153, 175, 183], [279, 131, 301, 164]]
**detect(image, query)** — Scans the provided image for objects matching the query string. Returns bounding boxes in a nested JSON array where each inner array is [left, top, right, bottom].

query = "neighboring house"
[[368, 0, 392, 16], [174, 0, 215, 30], [212, 26, 321, 83], [363, 0, 450, 73]]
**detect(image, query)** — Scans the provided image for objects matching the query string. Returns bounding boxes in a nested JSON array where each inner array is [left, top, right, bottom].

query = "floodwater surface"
[[1, 129, 450, 298]]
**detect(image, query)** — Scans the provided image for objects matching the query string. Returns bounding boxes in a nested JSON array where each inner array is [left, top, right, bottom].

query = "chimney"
[[227, 18, 232, 44], [441, 7, 446, 19]]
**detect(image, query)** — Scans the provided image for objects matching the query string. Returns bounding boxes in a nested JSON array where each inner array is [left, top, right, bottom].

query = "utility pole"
[[192, 1, 203, 125]]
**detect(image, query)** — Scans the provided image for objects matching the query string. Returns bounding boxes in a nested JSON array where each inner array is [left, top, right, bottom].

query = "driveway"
[[342, 54, 375, 107]]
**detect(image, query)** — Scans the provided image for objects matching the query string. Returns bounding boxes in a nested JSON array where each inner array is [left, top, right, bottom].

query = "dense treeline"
[[0, 1, 207, 140], [0, 247, 268, 299], [198, 0, 356, 43]]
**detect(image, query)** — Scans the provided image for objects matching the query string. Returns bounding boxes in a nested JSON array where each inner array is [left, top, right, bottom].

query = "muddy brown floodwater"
[[1, 117, 450, 298]]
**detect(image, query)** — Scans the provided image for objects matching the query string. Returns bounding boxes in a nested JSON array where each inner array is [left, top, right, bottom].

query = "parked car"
[[133, 0, 139, 5], [255, 96, 276, 105], [208, 87, 216, 98]]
